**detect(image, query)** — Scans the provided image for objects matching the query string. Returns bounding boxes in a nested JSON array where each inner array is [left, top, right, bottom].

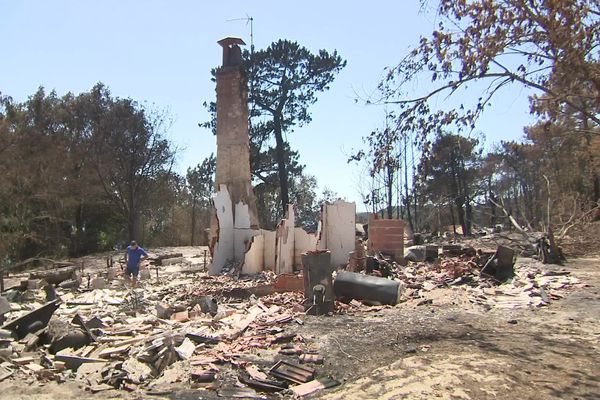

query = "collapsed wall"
[[242, 201, 355, 274], [317, 201, 356, 267]]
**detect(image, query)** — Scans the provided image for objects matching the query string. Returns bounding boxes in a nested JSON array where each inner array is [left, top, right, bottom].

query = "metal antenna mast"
[[226, 14, 254, 55], [226, 14, 256, 130]]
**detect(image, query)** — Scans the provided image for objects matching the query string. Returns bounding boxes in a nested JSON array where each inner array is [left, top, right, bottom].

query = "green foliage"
[[187, 154, 216, 207], [377, 0, 600, 140], [0, 84, 177, 262], [76, 84, 176, 240], [420, 132, 483, 235], [186, 154, 216, 245], [244, 40, 346, 214]]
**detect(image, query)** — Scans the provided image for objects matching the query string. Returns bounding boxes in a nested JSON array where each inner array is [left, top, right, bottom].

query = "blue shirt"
[[126, 246, 148, 268]]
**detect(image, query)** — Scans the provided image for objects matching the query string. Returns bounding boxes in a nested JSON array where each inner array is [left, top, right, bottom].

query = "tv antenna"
[[226, 14, 257, 122], [226, 14, 254, 54]]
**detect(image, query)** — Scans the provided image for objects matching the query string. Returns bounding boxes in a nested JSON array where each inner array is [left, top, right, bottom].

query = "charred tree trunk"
[[190, 197, 197, 246], [465, 200, 473, 235], [450, 201, 457, 235], [273, 115, 289, 216], [386, 162, 393, 219], [403, 136, 414, 232], [455, 197, 467, 236], [488, 179, 497, 227]]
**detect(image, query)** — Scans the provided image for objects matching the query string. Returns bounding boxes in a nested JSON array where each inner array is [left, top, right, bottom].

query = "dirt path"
[[301, 257, 600, 399]]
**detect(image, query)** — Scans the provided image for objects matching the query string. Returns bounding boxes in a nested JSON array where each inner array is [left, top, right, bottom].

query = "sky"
[[1, 1, 538, 211]]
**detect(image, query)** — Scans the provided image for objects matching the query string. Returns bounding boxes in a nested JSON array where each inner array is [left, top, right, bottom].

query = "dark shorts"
[[125, 265, 139, 277]]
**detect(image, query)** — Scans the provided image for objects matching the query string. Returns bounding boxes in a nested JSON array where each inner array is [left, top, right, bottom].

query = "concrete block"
[[58, 279, 80, 289], [91, 277, 106, 290], [198, 296, 218, 316], [156, 303, 173, 319], [425, 245, 439, 261], [162, 257, 184, 266]]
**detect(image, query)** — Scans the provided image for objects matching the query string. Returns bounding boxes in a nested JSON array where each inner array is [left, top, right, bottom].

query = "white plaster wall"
[[275, 205, 295, 274], [319, 201, 356, 267], [233, 201, 259, 262], [242, 233, 264, 274], [294, 227, 318, 267], [209, 185, 234, 275], [263, 230, 276, 271]]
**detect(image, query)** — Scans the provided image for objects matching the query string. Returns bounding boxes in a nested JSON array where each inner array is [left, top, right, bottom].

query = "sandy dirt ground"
[[1, 254, 599, 400]]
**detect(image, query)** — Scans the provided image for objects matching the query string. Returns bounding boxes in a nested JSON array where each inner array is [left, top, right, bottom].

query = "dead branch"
[[489, 198, 528, 235]]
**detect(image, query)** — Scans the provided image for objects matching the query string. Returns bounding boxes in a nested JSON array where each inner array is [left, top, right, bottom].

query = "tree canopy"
[[377, 0, 600, 139], [243, 39, 346, 214], [0, 84, 177, 262]]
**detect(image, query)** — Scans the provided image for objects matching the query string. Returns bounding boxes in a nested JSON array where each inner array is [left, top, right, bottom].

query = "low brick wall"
[[368, 215, 405, 260]]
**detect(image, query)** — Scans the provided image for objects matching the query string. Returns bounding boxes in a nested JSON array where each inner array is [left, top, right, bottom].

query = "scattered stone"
[[171, 310, 189, 323], [122, 358, 152, 384], [191, 368, 216, 382], [161, 257, 184, 266], [404, 246, 426, 262], [197, 296, 218, 316], [404, 344, 418, 354], [299, 354, 324, 364], [156, 303, 173, 319], [139, 269, 151, 281], [58, 279, 79, 289], [175, 337, 195, 360]]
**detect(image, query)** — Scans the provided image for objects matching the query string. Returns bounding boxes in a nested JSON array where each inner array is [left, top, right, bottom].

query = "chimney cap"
[[218, 37, 246, 47]]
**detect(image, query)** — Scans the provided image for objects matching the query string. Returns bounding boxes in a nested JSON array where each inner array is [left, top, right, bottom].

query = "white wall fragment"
[[294, 227, 318, 267], [263, 230, 276, 270], [233, 201, 260, 262], [317, 200, 356, 267], [242, 233, 265, 274], [209, 184, 234, 275], [275, 205, 295, 274]]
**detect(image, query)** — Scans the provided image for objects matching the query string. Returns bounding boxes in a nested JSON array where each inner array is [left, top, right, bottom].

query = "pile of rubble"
[[0, 258, 338, 398], [359, 244, 581, 311], [0, 244, 583, 398]]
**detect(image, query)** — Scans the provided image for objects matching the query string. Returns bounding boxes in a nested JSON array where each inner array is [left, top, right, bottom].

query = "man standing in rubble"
[[124, 240, 148, 288]]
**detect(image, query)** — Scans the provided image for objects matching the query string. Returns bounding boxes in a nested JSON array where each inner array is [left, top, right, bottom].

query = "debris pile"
[[0, 243, 583, 398], [0, 262, 337, 398], [343, 244, 581, 311]]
